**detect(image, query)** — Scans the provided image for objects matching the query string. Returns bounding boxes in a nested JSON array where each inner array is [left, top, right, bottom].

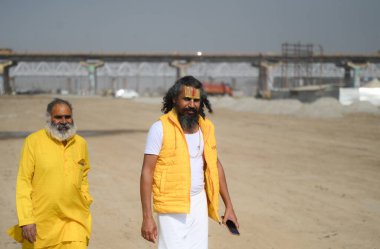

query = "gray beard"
[[46, 121, 77, 142], [178, 113, 199, 131]]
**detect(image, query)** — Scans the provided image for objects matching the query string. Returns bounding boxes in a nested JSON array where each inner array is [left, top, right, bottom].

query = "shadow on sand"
[[0, 129, 148, 140]]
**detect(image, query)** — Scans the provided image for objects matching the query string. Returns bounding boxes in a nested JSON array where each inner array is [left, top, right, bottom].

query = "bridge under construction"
[[1, 47, 380, 97]]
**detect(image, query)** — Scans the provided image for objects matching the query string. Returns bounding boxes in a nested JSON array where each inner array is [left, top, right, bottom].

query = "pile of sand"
[[212, 97, 380, 118], [343, 100, 380, 115], [211, 97, 303, 115], [363, 78, 380, 88], [134, 96, 380, 118], [296, 97, 345, 118]]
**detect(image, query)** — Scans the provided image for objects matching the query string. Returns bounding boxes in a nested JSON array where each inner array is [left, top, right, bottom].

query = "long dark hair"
[[161, 76, 213, 118]]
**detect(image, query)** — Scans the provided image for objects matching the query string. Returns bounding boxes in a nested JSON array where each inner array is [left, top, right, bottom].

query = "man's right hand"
[[21, 224, 37, 243], [141, 216, 157, 243]]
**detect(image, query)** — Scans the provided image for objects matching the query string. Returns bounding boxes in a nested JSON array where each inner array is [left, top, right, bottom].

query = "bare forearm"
[[140, 154, 159, 243], [217, 159, 234, 209], [140, 154, 158, 218], [217, 158, 239, 227], [140, 170, 154, 217]]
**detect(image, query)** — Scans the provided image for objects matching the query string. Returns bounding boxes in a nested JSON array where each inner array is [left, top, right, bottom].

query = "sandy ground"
[[1, 95, 380, 249]]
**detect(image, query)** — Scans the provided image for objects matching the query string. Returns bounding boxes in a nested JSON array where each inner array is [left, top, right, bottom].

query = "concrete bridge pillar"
[[348, 62, 368, 88], [339, 62, 368, 88], [80, 60, 104, 95], [0, 60, 17, 95], [252, 61, 280, 99], [169, 60, 194, 79]]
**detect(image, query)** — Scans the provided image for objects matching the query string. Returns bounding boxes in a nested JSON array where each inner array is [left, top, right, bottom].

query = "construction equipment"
[[202, 82, 233, 96]]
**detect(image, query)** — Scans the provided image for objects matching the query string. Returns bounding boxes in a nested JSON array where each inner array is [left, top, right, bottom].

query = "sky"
[[0, 0, 379, 54]]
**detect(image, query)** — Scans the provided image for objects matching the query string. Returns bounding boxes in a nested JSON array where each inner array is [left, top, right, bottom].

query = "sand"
[[1, 95, 380, 249]]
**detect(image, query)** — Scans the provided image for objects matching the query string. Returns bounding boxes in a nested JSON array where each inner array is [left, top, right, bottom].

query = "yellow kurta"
[[7, 129, 93, 249]]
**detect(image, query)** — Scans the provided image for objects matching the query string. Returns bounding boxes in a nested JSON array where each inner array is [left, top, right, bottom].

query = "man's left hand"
[[222, 208, 239, 229]]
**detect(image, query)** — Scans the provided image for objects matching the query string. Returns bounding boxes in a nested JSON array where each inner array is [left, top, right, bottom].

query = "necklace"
[[189, 129, 202, 158]]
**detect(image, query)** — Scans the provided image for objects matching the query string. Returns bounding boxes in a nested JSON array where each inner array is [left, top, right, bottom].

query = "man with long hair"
[[7, 98, 93, 249], [140, 76, 239, 248]]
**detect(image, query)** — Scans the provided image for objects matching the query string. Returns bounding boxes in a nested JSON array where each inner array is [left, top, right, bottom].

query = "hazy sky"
[[0, 0, 379, 54]]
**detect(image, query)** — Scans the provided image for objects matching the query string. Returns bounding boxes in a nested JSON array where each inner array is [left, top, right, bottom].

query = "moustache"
[[184, 107, 198, 113], [55, 122, 72, 131]]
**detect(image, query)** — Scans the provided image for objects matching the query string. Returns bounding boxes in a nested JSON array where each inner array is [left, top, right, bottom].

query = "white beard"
[[46, 121, 77, 142]]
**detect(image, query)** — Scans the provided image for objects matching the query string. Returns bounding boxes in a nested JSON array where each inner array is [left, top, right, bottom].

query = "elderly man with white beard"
[[7, 98, 93, 249]]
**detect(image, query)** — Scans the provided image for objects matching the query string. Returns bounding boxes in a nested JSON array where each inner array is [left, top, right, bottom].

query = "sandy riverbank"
[[1, 95, 379, 249]]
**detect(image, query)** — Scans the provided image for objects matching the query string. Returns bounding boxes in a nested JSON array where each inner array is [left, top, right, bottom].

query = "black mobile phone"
[[222, 216, 240, 235], [226, 219, 240, 235]]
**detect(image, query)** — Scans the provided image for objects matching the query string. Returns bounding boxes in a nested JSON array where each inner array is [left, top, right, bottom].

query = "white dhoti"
[[157, 190, 208, 249]]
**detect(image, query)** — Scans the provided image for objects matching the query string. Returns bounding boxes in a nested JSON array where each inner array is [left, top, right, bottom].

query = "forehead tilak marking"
[[184, 86, 200, 99]]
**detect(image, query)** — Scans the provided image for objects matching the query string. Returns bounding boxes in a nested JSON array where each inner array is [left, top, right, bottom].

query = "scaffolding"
[[281, 42, 323, 89]]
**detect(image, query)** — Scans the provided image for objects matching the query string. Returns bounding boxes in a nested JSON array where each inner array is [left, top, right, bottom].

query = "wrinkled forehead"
[[182, 86, 200, 99]]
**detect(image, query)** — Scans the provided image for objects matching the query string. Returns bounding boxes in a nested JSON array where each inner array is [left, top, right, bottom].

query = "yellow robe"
[[7, 129, 92, 249]]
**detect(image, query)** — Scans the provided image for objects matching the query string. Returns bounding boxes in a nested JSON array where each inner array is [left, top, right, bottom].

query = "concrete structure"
[[0, 60, 17, 94], [1, 50, 380, 95], [80, 60, 104, 95]]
